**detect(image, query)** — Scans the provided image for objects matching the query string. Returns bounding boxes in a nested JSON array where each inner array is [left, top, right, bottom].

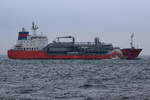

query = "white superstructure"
[[14, 22, 48, 51]]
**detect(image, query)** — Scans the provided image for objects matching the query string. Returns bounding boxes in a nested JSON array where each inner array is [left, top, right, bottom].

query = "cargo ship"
[[7, 22, 142, 59]]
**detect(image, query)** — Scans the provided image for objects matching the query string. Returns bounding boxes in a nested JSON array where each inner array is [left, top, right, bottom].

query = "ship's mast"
[[31, 22, 39, 36], [130, 33, 134, 48]]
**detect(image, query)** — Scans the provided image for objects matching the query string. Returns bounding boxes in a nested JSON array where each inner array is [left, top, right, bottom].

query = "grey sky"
[[0, 0, 150, 55]]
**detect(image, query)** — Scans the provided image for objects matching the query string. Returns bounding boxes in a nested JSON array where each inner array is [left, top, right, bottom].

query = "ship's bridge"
[[14, 22, 48, 51]]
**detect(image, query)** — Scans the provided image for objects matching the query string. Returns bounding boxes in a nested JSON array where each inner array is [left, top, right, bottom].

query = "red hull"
[[121, 48, 142, 59], [8, 50, 119, 59]]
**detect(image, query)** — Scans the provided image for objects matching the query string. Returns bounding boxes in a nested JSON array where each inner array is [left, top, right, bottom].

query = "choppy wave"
[[0, 55, 150, 100]]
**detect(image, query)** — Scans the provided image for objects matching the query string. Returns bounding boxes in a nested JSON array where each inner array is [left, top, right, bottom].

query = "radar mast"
[[31, 22, 39, 36]]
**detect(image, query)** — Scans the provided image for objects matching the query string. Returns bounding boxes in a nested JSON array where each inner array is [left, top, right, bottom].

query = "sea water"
[[0, 55, 150, 100]]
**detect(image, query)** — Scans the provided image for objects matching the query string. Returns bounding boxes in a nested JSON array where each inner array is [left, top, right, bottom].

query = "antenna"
[[130, 33, 134, 48], [31, 21, 39, 35]]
